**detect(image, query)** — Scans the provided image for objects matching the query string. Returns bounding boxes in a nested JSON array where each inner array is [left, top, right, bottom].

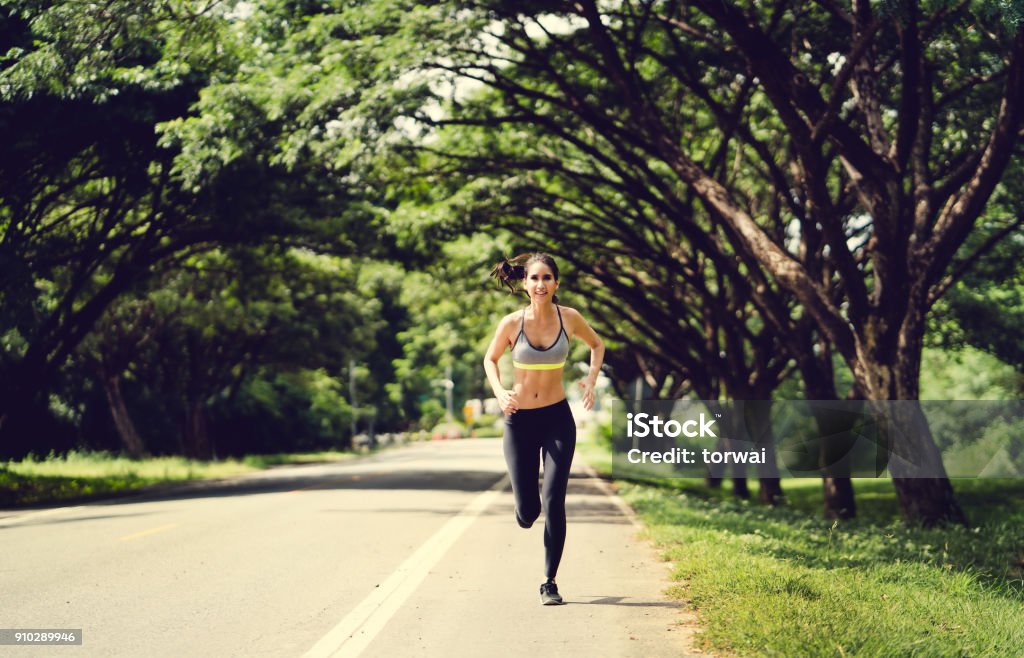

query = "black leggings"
[[503, 398, 576, 579]]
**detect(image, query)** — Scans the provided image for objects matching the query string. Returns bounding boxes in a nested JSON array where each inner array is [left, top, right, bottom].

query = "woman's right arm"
[[483, 314, 519, 414]]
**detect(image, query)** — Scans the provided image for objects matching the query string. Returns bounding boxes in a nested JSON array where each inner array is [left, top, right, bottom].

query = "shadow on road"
[[1, 453, 636, 529], [0, 468, 506, 520], [571, 597, 681, 608]]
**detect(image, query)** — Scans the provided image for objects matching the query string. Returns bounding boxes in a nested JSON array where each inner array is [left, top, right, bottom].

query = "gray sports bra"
[[511, 306, 570, 371]]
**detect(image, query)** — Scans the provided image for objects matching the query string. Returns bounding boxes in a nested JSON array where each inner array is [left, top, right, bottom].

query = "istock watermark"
[[609, 399, 1024, 479], [626, 412, 718, 438]]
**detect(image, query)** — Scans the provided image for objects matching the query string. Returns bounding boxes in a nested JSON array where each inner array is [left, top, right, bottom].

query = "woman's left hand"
[[578, 379, 596, 411]]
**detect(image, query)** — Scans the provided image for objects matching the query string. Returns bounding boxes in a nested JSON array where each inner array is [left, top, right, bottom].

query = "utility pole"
[[432, 365, 455, 422], [350, 359, 357, 441], [445, 364, 454, 421]]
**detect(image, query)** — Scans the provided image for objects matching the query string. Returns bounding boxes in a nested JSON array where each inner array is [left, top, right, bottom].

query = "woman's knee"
[[516, 500, 541, 528]]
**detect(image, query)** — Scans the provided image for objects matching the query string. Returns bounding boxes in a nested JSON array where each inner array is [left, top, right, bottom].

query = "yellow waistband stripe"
[[513, 361, 565, 371]]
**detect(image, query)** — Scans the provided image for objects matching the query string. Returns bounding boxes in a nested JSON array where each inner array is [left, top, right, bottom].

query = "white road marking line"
[[303, 474, 510, 658], [118, 523, 178, 541], [0, 505, 85, 528]]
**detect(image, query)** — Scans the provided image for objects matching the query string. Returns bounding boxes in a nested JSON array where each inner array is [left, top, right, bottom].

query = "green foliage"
[[920, 345, 1024, 399], [344, 0, 1024, 409], [0, 467, 159, 507], [429, 419, 466, 437], [928, 225, 1024, 376], [0, 0, 238, 102], [470, 412, 502, 437], [471, 412, 500, 429], [942, 420, 1024, 477], [416, 399, 446, 432], [388, 233, 517, 427], [66, 246, 405, 456], [0, 0, 413, 456], [5, 0, 1023, 469], [0, 445, 361, 506], [215, 368, 355, 454], [0, 447, 254, 505]]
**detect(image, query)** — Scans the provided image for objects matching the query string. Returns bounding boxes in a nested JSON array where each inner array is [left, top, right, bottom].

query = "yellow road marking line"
[[118, 523, 178, 542]]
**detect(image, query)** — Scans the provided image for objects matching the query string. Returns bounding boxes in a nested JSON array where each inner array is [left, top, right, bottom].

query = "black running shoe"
[[540, 581, 564, 605]]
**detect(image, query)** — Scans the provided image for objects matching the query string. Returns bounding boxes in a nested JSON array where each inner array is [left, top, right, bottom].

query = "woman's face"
[[524, 262, 558, 303]]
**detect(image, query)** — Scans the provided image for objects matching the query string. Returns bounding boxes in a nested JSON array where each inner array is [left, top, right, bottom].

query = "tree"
[[348, 0, 1023, 525], [72, 246, 390, 458], [0, 0, 386, 451], [0, 0, 242, 440]]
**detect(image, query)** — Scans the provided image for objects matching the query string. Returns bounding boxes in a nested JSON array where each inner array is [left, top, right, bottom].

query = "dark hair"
[[490, 252, 560, 303]]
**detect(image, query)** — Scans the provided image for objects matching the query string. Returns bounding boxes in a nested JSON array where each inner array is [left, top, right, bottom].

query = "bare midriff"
[[513, 368, 566, 409]]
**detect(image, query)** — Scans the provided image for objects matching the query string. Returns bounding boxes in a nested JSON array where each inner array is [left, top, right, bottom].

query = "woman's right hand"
[[497, 389, 519, 415]]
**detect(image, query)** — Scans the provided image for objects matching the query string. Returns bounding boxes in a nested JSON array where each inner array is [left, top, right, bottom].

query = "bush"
[[418, 400, 446, 431], [210, 369, 354, 455], [473, 423, 504, 438], [471, 413, 500, 429], [470, 413, 502, 438], [430, 420, 466, 439]]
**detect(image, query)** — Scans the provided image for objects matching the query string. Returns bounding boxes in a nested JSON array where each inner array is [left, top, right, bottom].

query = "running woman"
[[484, 253, 605, 605]]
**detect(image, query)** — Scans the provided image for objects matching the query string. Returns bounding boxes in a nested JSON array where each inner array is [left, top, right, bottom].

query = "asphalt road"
[[0, 438, 702, 657]]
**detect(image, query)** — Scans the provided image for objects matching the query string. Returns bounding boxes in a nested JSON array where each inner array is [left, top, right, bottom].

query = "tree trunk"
[[891, 478, 965, 528], [822, 477, 856, 520], [102, 374, 146, 459], [704, 407, 726, 489], [871, 396, 968, 526], [708, 412, 750, 499], [759, 477, 784, 506], [0, 379, 47, 459], [733, 472, 749, 499], [743, 400, 784, 505], [726, 434, 751, 500], [797, 349, 858, 519], [0, 365, 48, 445], [810, 401, 860, 520], [182, 399, 211, 460], [854, 310, 967, 526], [0, 256, 149, 443]]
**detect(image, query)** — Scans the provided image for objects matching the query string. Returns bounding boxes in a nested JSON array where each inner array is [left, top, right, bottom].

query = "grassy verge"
[[576, 429, 1024, 657], [0, 449, 361, 507]]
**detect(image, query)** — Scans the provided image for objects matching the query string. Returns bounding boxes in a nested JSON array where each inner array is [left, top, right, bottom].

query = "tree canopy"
[[2, 0, 1023, 526]]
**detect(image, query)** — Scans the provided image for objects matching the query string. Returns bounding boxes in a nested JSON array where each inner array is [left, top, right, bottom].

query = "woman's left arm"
[[567, 308, 605, 411]]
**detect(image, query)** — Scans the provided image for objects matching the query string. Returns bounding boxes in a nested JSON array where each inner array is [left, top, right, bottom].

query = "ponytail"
[[490, 252, 561, 301], [489, 253, 530, 294]]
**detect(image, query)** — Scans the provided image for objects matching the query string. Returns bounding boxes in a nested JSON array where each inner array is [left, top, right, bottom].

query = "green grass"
[[575, 429, 1024, 657], [0, 449, 360, 507]]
